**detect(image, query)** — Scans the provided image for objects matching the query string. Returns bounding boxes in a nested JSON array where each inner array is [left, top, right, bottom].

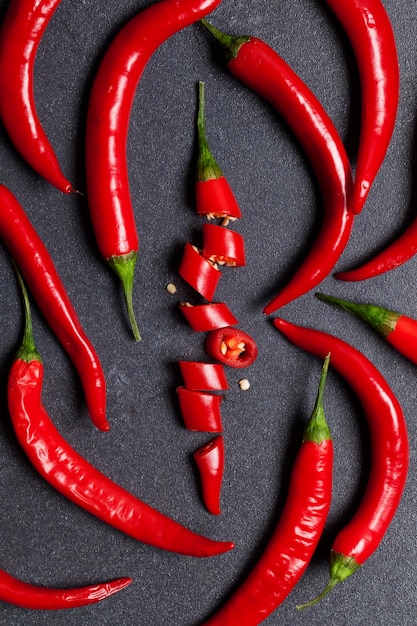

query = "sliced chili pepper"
[[203, 355, 333, 624], [324, 0, 399, 215], [316, 292, 417, 366], [8, 269, 234, 558], [200, 20, 354, 315], [179, 361, 229, 391], [0, 0, 74, 193], [178, 243, 221, 301], [0, 184, 108, 431], [179, 302, 238, 332], [177, 387, 223, 432], [202, 223, 246, 267], [195, 80, 242, 222], [272, 318, 408, 607], [193, 435, 224, 516], [205, 326, 258, 369], [0, 568, 131, 610], [85, 0, 222, 341]]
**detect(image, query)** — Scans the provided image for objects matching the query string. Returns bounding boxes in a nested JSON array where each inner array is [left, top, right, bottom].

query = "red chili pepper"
[[178, 243, 221, 301], [0, 184, 108, 431], [0, 0, 74, 193], [204, 326, 258, 369], [7, 271, 234, 558], [324, 0, 399, 215], [195, 80, 242, 222], [193, 435, 224, 516], [0, 568, 131, 611], [179, 361, 229, 391], [272, 318, 409, 607], [179, 302, 238, 332], [316, 292, 417, 367], [201, 20, 354, 315], [177, 387, 223, 432], [85, 0, 222, 341], [202, 223, 246, 267], [203, 355, 333, 624]]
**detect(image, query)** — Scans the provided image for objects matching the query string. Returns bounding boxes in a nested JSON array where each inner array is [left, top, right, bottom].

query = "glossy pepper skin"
[[179, 302, 238, 332], [85, 0, 223, 341], [178, 243, 221, 301], [203, 356, 333, 625], [177, 387, 223, 432], [324, 0, 399, 215], [201, 20, 354, 315], [193, 435, 224, 515], [8, 273, 234, 559], [179, 361, 229, 391], [0, 184, 108, 431], [0, 0, 74, 192], [273, 319, 409, 607], [204, 326, 258, 369]]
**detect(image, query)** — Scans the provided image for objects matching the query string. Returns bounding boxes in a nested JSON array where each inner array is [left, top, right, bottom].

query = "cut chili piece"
[[179, 302, 238, 332], [179, 361, 229, 391], [202, 223, 246, 267], [205, 326, 258, 368], [193, 435, 224, 515], [178, 243, 221, 300], [177, 387, 223, 432]]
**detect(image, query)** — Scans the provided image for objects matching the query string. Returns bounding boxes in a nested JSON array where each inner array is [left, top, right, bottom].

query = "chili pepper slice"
[[316, 292, 417, 366], [0, 184, 108, 431], [7, 271, 234, 558], [0, 568, 131, 610], [203, 355, 333, 624], [0, 0, 74, 193], [179, 302, 238, 332], [178, 243, 221, 301], [177, 387, 223, 432], [195, 81, 242, 221], [324, 0, 399, 215], [85, 0, 222, 341], [200, 20, 354, 315], [272, 318, 408, 607], [205, 326, 258, 369], [179, 361, 229, 391], [202, 223, 246, 267], [193, 435, 224, 516]]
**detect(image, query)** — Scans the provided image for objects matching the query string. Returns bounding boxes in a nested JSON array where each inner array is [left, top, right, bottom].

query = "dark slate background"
[[0, 0, 416, 624]]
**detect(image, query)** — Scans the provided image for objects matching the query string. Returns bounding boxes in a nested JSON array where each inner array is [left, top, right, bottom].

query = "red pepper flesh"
[[202, 223, 246, 267], [178, 243, 221, 301], [177, 387, 223, 432], [193, 435, 224, 515], [205, 326, 258, 369], [179, 361, 229, 391], [179, 302, 238, 332]]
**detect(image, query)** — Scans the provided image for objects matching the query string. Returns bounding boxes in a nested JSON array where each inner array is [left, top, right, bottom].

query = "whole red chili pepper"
[[316, 292, 417, 367], [193, 435, 224, 516], [0, 0, 74, 193], [179, 302, 238, 332], [324, 0, 399, 215], [0, 184, 108, 431], [0, 568, 131, 610], [179, 361, 229, 391], [179, 243, 221, 301], [204, 326, 258, 369], [7, 270, 234, 558], [203, 355, 333, 625], [85, 0, 223, 342], [201, 20, 354, 315], [272, 318, 409, 607]]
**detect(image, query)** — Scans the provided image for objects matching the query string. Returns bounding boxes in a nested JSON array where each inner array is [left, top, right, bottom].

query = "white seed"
[[220, 341, 228, 356], [166, 283, 177, 295], [239, 378, 250, 391]]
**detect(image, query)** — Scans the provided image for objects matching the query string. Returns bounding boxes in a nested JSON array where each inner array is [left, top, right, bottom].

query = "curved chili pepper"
[[179, 302, 238, 332], [195, 80, 242, 222], [0, 184, 108, 431], [316, 292, 417, 366], [203, 355, 333, 624], [324, 0, 399, 215], [202, 223, 246, 267], [0, 568, 131, 610], [179, 361, 229, 391], [0, 0, 74, 193], [201, 20, 354, 315], [85, 0, 222, 342], [177, 387, 223, 432], [204, 326, 258, 369], [8, 270, 234, 558], [193, 435, 224, 516], [178, 243, 221, 301], [272, 318, 409, 607]]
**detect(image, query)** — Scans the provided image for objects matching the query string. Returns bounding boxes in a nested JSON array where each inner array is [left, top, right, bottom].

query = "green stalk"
[[200, 19, 250, 63], [108, 251, 141, 342], [13, 263, 42, 364], [303, 353, 331, 444], [196, 81, 223, 182]]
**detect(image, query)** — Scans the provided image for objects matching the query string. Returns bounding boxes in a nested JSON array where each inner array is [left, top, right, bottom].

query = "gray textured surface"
[[0, 0, 416, 624]]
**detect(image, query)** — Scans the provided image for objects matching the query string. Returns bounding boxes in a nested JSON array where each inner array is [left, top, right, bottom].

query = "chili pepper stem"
[[13, 263, 42, 364], [196, 81, 223, 182], [200, 19, 250, 62], [108, 251, 141, 341], [303, 353, 331, 444]]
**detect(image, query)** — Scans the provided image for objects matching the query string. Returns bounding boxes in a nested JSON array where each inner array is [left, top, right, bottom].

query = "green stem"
[[315, 292, 400, 338], [200, 19, 250, 63], [108, 251, 141, 342], [12, 262, 42, 363], [303, 353, 331, 444], [196, 81, 223, 182]]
